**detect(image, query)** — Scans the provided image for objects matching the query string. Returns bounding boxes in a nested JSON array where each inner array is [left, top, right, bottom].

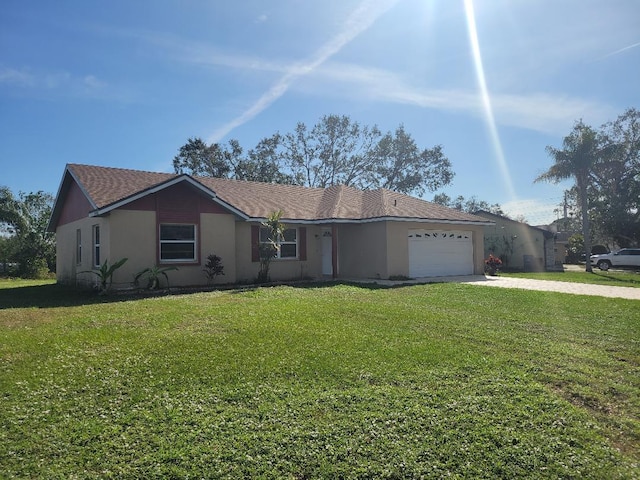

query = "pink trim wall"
[[58, 181, 93, 226]]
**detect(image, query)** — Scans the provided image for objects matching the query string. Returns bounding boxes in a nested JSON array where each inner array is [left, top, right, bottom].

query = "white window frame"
[[159, 224, 197, 263], [260, 227, 298, 259], [92, 225, 101, 268]]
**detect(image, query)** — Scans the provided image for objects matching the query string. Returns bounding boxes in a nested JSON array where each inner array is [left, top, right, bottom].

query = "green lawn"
[[1, 279, 638, 478]]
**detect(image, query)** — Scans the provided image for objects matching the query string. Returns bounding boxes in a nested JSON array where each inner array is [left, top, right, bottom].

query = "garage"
[[408, 229, 473, 277]]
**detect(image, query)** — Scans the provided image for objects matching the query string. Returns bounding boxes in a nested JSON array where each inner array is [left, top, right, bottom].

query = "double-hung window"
[[160, 224, 196, 262], [92, 225, 101, 268], [260, 227, 297, 259]]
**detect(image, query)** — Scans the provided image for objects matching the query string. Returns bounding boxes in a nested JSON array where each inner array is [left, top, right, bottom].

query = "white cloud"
[[502, 197, 564, 225], [208, 0, 401, 142], [0, 67, 36, 87], [83, 75, 107, 89], [0, 65, 121, 103], [302, 63, 616, 135]]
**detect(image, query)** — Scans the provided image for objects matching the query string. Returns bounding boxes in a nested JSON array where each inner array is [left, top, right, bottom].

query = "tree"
[[535, 121, 603, 272], [234, 134, 300, 185], [432, 193, 504, 215], [0, 235, 18, 275], [281, 115, 381, 189], [280, 117, 454, 195], [590, 108, 640, 247], [373, 125, 454, 196], [0, 187, 55, 277], [172, 137, 236, 178]]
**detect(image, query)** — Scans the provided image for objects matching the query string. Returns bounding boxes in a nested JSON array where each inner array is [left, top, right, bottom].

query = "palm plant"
[[257, 210, 286, 283], [535, 121, 604, 272], [134, 265, 178, 290], [81, 258, 128, 293]]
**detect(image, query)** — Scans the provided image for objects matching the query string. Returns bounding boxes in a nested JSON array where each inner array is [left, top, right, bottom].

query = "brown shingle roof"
[[64, 163, 489, 224], [69, 163, 180, 208]]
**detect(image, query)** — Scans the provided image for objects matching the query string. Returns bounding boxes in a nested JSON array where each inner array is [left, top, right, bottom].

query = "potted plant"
[[484, 254, 502, 276]]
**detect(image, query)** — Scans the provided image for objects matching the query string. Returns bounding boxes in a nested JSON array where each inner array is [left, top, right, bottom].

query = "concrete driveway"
[[458, 275, 640, 300], [355, 274, 640, 300]]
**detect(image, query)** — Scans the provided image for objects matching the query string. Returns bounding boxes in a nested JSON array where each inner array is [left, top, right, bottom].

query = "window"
[[93, 225, 101, 268], [260, 227, 297, 259], [160, 224, 196, 262], [76, 229, 82, 265]]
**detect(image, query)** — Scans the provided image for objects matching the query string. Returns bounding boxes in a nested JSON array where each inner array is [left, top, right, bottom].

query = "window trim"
[[159, 223, 197, 263], [259, 226, 298, 260]]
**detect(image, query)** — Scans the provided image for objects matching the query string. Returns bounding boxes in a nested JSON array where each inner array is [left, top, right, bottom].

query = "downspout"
[[332, 224, 338, 279]]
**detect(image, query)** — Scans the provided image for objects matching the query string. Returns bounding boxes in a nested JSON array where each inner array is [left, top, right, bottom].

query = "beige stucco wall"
[[57, 210, 242, 289], [55, 219, 83, 286], [106, 210, 156, 289], [199, 213, 237, 284], [57, 212, 487, 288], [334, 221, 486, 279], [234, 222, 323, 283], [55, 216, 112, 288], [336, 222, 389, 279], [107, 210, 240, 288], [483, 220, 546, 270]]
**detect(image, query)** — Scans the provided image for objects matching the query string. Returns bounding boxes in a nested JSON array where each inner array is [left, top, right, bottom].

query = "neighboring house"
[[47, 164, 494, 289], [475, 210, 557, 271], [538, 225, 571, 266]]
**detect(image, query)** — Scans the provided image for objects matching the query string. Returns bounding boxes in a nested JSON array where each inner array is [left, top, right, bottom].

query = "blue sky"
[[1, 0, 638, 225]]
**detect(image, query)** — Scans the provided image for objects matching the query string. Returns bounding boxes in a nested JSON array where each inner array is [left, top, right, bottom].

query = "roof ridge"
[[197, 174, 324, 193], [332, 185, 345, 218], [68, 163, 178, 178], [378, 188, 389, 217]]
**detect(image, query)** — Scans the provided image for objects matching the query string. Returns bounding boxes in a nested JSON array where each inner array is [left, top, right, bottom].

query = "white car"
[[590, 248, 640, 271]]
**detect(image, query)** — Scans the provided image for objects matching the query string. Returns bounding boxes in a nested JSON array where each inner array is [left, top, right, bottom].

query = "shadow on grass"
[[0, 283, 126, 310], [0, 278, 452, 309], [591, 271, 640, 286]]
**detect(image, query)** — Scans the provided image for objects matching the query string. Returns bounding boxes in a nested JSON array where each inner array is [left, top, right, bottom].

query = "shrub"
[[203, 254, 225, 284]]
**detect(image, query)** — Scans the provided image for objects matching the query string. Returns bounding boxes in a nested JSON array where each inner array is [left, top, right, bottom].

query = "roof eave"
[[244, 216, 495, 226]]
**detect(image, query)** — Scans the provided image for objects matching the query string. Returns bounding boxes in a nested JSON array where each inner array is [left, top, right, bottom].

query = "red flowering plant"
[[484, 254, 502, 276]]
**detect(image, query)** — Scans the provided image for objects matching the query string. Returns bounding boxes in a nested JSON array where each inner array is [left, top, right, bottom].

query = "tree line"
[[173, 114, 454, 198], [0, 188, 55, 278], [536, 107, 640, 271]]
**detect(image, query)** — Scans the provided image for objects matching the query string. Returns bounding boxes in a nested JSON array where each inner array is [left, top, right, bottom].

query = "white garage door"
[[408, 229, 473, 277]]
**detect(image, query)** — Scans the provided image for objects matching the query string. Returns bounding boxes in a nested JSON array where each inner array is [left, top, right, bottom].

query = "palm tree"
[[535, 121, 603, 272]]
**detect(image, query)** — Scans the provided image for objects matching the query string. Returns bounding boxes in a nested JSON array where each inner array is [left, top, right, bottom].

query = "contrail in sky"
[[600, 41, 640, 60], [209, 0, 399, 143]]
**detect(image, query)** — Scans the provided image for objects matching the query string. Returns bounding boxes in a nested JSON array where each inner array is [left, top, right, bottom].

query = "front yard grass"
[[1, 279, 638, 478]]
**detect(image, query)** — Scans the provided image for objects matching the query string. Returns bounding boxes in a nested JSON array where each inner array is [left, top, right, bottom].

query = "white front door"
[[322, 228, 333, 275]]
